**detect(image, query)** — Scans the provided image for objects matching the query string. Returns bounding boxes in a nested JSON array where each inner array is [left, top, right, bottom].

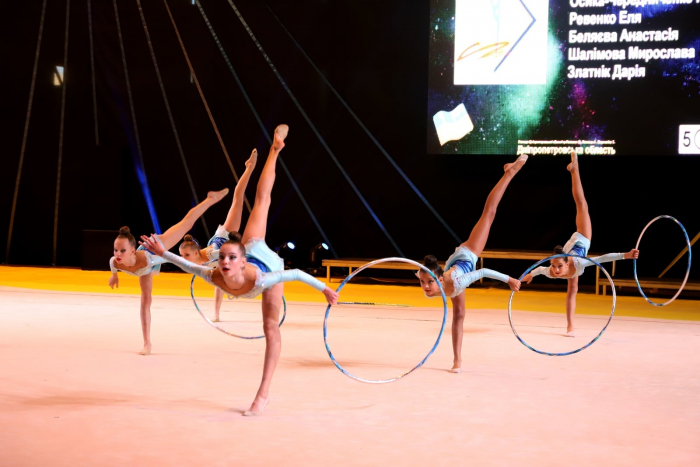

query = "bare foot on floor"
[[243, 395, 269, 416], [138, 343, 152, 355]]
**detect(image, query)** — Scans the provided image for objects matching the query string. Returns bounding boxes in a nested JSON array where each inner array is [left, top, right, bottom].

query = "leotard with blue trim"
[[162, 251, 326, 299]]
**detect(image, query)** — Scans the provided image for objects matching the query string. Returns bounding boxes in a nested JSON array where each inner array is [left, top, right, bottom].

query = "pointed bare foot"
[[563, 330, 575, 338], [449, 366, 462, 374], [243, 395, 269, 416], [272, 125, 288, 151], [138, 343, 152, 355], [567, 151, 579, 173], [274, 124, 289, 141], [504, 155, 528, 174], [212, 317, 220, 323], [245, 149, 257, 169], [207, 188, 229, 203]]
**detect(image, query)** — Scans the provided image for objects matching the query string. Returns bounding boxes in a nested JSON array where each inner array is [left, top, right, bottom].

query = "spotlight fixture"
[[276, 241, 296, 269], [308, 241, 331, 276]]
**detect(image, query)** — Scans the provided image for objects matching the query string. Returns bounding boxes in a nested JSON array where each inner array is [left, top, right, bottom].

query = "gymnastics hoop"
[[323, 257, 448, 384], [189, 261, 286, 339], [508, 253, 616, 356], [633, 215, 692, 307]]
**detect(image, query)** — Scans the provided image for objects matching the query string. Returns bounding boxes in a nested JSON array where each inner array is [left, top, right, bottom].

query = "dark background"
[[1, 0, 697, 285]]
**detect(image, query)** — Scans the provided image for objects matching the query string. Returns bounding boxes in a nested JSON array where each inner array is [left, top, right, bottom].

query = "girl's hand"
[[624, 249, 640, 260], [508, 277, 521, 292], [139, 234, 165, 256], [108, 274, 119, 289], [323, 286, 339, 305], [522, 273, 533, 284]]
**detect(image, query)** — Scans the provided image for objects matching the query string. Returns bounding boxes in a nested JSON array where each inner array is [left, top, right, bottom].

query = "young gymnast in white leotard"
[[109, 189, 229, 355], [522, 152, 639, 337], [417, 155, 526, 373], [140, 125, 338, 416]]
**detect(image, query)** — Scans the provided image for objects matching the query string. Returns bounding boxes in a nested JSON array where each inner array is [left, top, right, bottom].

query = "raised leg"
[[138, 274, 153, 355], [564, 276, 578, 336], [223, 149, 257, 233], [157, 188, 229, 250], [246, 283, 284, 414], [241, 128, 287, 244], [449, 292, 466, 372], [462, 156, 527, 256], [568, 153, 592, 241]]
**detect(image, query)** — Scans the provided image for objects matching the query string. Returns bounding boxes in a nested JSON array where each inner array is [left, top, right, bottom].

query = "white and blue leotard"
[[530, 232, 625, 279], [162, 238, 325, 299], [204, 224, 231, 262], [444, 246, 510, 298], [109, 236, 169, 277]]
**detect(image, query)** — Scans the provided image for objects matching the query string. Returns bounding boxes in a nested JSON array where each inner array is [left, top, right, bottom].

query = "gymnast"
[[178, 149, 258, 322], [522, 152, 639, 337], [140, 125, 338, 416], [108, 189, 229, 355], [418, 155, 526, 373]]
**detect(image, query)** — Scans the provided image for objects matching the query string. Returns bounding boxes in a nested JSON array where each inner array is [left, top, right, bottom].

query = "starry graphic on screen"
[[428, 0, 700, 155]]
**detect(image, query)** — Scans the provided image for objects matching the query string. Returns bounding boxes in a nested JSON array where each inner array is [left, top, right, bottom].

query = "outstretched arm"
[[140, 235, 214, 284], [262, 269, 338, 304], [587, 252, 627, 266], [162, 251, 214, 283], [528, 266, 552, 280], [576, 250, 637, 272]]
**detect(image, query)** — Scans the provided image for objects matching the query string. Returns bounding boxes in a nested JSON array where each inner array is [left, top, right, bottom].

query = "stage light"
[[309, 241, 331, 275], [276, 242, 297, 269], [54, 66, 64, 86], [275, 242, 295, 252]]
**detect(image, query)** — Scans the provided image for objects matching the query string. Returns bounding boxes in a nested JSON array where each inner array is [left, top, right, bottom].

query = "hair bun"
[[424, 255, 439, 267], [553, 245, 564, 255], [119, 226, 131, 236], [228, 231, 242, 243], [183, 234, 193, 242]]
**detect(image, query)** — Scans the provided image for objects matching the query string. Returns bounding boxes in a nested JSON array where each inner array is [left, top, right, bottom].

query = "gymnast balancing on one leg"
[[108, 189, 230, 355], [418, 155, 527, 373], [178, 149, 258, 322], [140, 125, 338, 416], [522, 152, 639, 337]]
